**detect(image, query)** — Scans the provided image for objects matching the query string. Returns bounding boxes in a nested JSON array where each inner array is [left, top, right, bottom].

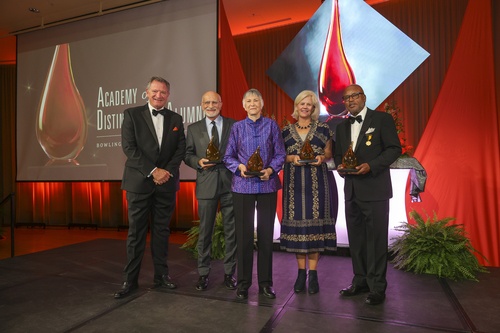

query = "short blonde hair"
[[291, 90, 320, 121]]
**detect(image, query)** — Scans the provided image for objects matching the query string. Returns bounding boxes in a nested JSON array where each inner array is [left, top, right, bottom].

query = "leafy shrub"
[[390, 210, 488, 281]]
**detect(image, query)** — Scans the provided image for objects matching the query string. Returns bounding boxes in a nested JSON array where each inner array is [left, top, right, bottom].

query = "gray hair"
[[242, 88, 264, 108], [147, 76, 170, 92]]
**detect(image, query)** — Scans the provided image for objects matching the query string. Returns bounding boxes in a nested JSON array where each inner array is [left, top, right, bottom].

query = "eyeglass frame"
[[342, 92, 364, 102]]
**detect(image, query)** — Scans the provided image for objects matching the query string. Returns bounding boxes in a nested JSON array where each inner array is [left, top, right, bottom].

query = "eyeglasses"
[[342, 92, 364, 102], [203, 101, 220, 106]]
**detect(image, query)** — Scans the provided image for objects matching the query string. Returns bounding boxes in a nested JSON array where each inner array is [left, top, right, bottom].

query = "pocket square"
[[173, 127, 178, 131]]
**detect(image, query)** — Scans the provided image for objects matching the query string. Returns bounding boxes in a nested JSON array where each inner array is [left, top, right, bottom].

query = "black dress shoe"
[[153, 274, 177, 289], [365, 292, 386, 305], [114, 281, 138, 299], [339, 284, 370, 296], [259, 286, 276, 299], [196, 275, 209, 291], [236, 287, 248, 299], [224, 274, 237, 290]]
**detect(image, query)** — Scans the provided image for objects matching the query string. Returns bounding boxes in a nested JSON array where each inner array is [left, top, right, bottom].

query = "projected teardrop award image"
[[36, 43, 87, 166]]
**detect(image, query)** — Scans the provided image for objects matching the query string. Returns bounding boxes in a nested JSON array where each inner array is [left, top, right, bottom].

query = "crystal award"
[[339, 142, 358, 173], [298, 138, 317, 164], [205, 136, 222, 165], [244, 146, 264, 176]]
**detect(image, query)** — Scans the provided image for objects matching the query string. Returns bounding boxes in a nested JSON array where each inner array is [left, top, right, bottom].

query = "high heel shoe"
[[308, 270, 319, 294], [294, 269, 307, 293]]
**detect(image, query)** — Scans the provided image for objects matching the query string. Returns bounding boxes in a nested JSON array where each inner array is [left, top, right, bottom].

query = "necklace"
[[295, 123, 311, 130]]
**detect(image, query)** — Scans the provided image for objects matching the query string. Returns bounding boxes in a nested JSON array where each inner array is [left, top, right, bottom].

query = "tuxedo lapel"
[[355, 109, 373, 153], [343, 121, 352, 146], [160, 111, 173, 151], [141, 106, 159, 147]]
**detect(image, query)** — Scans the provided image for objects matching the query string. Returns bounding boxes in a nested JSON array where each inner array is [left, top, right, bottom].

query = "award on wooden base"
[[338, 142, 358, 173], [244, 146, 264, 176], [204, 136, 222, 165], [298, 138, 317, 164]]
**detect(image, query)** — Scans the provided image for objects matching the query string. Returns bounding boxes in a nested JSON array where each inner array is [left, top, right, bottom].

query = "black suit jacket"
[[334, 108, 401, 201], [121, 104, 186, 194], [184, 116, 235, 199]]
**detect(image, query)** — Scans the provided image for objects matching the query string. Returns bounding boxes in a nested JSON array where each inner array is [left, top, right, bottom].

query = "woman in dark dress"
[[280, 90, 338, 294]]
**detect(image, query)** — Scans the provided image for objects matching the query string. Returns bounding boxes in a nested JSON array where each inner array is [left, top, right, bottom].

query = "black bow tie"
[[152, 109, 166, 116], [349, 115, 362, 124]]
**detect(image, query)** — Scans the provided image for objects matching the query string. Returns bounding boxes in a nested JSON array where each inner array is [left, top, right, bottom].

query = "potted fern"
[[389, 210, 488, 281], [180, 211, 226, 260]]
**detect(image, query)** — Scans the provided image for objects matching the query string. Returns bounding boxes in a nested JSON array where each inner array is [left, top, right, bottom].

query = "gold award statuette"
[[298, 138, 316, 164], [205, 136, 221, 165], [245, 146, 264, 176], [340, 142, 358, 173]]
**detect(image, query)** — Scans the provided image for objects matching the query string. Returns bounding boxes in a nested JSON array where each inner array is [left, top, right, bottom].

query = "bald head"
[[342, 84, 366, 116]]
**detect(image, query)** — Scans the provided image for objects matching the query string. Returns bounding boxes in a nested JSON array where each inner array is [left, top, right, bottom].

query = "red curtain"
[[234, 23, 303, 127], [408, 0, 499, 266], [3, 0, 500, 266], [218, 0, 248, 120]]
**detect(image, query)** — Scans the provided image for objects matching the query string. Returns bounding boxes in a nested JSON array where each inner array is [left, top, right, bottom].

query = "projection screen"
[[16, 0, 217, 181]]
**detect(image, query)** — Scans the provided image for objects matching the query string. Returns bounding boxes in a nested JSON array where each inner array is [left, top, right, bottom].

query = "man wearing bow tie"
[[334, 84, 401, 305], [115, 76, 186, 299]]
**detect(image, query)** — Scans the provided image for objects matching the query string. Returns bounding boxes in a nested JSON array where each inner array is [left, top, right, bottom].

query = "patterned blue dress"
[[280, 121, 337, 253]]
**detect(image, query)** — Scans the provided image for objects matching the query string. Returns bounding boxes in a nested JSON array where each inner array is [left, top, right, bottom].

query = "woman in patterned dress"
[[280, 90, 338, 294]]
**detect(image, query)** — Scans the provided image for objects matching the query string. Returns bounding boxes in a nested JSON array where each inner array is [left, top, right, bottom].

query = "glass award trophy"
[[298, 138, 316, 164], [205, 136, 222, 165], [244, 146, 264, 176], [339, 141, 358, 173]]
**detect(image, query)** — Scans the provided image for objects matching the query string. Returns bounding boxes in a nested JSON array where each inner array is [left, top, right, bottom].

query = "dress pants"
[[232, 192, 277, 290], [123, 189, 176, 283], [197, 190, 236, 276], [345, 197, 389, 293]]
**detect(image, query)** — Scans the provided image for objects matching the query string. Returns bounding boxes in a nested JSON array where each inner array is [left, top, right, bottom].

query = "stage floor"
[[0, 238, 498, 333]]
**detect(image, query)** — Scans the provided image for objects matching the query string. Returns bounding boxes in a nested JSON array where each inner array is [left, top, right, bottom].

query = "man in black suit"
[[114, 76, 186, 299], [184, 91, 237, 291], [334, 84, 401, 305]]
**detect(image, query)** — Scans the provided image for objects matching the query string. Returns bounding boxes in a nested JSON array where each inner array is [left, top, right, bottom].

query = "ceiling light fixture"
[[28, 7, 40, 13]]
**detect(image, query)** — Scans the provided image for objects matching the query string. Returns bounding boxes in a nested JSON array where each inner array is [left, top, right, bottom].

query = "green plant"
[[180, 211, 225, 260], [389, 210, 488, 281]]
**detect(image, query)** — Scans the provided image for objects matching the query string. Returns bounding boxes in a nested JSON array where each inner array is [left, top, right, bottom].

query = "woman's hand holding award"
[[298, 138, 316, 164], [244, 146, 264, 176]]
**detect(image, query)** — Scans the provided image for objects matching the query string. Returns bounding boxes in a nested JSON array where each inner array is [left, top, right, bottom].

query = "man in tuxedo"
[[114, 76, 186, 299], [184, 91, 237, 291], [334, 84, 401, 305]]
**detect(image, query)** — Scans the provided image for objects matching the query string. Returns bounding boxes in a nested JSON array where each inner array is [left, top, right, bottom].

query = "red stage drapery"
[[218, 0, 248, 120], [2, 0, 500, 266], [408, 0, 500, 266]]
